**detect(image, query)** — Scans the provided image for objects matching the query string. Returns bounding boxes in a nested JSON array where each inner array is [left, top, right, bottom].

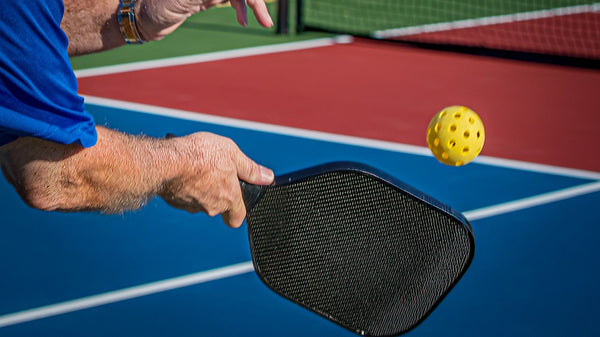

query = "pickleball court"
[[1, 2, 599, 336]]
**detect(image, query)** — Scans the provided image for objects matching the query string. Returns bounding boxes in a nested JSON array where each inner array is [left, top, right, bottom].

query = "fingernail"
[[266, 16, 273, 27], [260, 166, 274, 182]]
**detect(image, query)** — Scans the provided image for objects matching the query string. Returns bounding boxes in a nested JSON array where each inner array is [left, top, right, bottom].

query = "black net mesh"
[[292, 0, 600, 60], [246, 170, 473, 336]]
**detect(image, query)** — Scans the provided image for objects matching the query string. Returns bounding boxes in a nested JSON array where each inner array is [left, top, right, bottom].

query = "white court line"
[[74, 36, 353, 78], [1, 181, 599, 328], [0, 262, 254, 328], [374, 3, 600, 39], [83, 95, 600, 181], [464, 180, 600, 221]]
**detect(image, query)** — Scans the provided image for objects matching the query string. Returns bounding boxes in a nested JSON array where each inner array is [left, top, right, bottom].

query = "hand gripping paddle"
[[240, 162, 474, 337]]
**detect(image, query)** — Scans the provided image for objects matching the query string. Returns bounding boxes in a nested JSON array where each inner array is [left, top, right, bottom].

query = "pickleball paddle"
[[241, 161, 474, 337]]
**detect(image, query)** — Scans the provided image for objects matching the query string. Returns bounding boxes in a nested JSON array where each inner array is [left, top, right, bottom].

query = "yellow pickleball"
[[426, 106, 485, 166]]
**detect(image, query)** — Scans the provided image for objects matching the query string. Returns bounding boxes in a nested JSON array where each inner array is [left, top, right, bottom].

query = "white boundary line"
[[0, 262, 254, 328], [74, 36, 353, 78], [373, 3, 600, 39], [83, 95, 600, 181], [464, 180, 600, 221], [473, 156, 600, 181], [1, 180, 599, 329]]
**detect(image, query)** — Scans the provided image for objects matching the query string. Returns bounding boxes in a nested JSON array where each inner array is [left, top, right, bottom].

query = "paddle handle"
[[239, 180, 267, 211]]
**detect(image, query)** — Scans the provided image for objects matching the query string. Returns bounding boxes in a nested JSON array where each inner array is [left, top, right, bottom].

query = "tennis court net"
[[279, 0, 600, 60]]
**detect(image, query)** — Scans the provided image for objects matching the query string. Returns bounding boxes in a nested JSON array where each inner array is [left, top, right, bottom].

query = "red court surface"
[[78, 39, 600, 172]]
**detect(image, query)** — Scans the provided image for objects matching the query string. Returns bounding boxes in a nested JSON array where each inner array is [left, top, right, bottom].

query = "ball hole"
[[462, 146, 470, 154], [453, 112, 461, 119], [455, 161, 464, 166], [442, 152, 449, 159], [449, 124, 457, 132], [440, 110, 447, 117], [469, 117, 475, 124], [434, 138, 440, 147], [448, 140, 456, 148], [477, 131, 481, 138], [435, 123, 441, 132], [464, 130, 470, 138]]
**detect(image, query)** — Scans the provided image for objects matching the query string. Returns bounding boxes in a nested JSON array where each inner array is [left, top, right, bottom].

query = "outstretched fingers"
[[230, 0, 273, 27]]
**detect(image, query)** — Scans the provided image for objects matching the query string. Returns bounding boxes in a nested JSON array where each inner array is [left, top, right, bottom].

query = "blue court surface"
[[1, 102, 599, 337]]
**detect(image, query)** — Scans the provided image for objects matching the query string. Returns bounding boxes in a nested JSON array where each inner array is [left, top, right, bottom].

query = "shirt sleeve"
[[0, 0, 97, 148]]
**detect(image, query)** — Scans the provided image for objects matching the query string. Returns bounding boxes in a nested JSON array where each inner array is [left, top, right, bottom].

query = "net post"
[[296, 0, 305, 33], [275, 0, 289, 34]]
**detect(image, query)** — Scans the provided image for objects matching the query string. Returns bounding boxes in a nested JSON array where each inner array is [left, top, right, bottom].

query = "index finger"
[[236, 0, 273, 28], [221, 190, 246, 228], [248, 0, 273, 27]]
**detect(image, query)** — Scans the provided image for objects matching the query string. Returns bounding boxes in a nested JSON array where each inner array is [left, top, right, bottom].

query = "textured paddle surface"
[[246, 170, 473, 336]]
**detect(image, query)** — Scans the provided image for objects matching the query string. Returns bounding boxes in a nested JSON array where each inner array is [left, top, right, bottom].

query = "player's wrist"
[[117, 0, 147, 44], [148, 137, 186, 197]]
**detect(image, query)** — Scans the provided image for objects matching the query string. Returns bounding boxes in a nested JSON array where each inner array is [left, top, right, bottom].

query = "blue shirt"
[[0, 0, 97, 147]]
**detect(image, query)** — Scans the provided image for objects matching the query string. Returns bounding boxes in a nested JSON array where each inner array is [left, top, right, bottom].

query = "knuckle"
[[23, 192, 56, 211], [205, 205, 221, 217], [206, 210, 219, 217], [185, 208, 201, 214], [245, 162, 260, 180]]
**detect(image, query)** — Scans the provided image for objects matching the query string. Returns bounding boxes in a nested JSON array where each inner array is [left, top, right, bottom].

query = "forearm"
[[61, 0, 200, 56], [0, 127, 177, 213], [61, 0, 126, 56]]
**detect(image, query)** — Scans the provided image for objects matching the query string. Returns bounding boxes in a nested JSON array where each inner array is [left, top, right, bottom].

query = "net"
[[282, 0, 600, 60]]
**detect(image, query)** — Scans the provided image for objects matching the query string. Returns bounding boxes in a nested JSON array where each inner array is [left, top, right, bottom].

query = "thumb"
[[234, 152, 274, 185]]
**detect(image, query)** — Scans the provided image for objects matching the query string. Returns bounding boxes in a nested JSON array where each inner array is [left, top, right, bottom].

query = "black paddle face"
[[243, 162, 474, 337]]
